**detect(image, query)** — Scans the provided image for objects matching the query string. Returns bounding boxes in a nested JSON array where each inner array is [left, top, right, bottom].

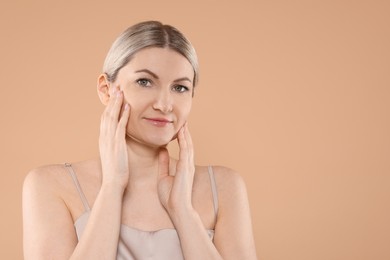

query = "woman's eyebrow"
[[135, 69, 192, 84], [173, 77, 192, 84], [135, 69, 159, 79]]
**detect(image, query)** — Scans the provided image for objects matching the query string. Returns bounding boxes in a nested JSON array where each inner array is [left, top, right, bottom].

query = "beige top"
[[65, 163, 218, 260]]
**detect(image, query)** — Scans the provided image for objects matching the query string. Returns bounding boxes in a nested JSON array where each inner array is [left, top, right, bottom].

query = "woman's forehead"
[[123, 47, 194, 79]]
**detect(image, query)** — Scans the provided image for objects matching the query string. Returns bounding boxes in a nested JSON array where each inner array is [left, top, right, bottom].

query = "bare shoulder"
[[209, 165, 247, 193], [23, 159, 100, 215], [23, 163, 70, 195], [208, 166, 258, 259], [23, 163, 81, 259], [25, 163, 65, 178], [210, 165, 241, 178], [193, 164, 248, 214], [192, 165, 246, 193], [23, 163, 71, 223], [208, 165, 250, 219], [24, 159, 100, 192]]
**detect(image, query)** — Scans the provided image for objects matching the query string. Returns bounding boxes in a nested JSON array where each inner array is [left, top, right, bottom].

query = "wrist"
[[169, 205, 198, 224], [100, 181, 126, 196]]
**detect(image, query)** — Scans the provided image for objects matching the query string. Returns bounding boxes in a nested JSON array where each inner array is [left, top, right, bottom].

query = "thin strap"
[[64, 163, 91, 211], [208, 166, 219, 221]]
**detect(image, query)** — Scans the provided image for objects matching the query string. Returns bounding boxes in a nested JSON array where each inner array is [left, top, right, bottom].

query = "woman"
[[23, 21, 257, 260]]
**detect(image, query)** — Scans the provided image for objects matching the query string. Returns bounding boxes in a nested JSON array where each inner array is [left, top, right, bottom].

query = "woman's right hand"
[[99, 86, 131, 190]]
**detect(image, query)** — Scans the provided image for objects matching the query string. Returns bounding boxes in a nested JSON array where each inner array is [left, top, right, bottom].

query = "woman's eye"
[[173, 85, 189, 93], [136, 78, 151, 87]]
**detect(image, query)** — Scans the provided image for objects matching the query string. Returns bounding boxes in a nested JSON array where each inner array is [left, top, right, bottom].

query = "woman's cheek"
[[181, 102, 192, 123], [125, 118, 136, 138]]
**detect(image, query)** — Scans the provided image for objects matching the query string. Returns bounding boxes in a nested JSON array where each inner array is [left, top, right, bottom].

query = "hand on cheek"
[[171, 122, 187, 141], [99, 85, 131, 189], [158, 123, 195, 215]]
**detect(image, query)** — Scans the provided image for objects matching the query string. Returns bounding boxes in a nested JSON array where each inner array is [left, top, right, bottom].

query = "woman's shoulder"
[[24, 163, 70, 189], [198, 165, 244, 185], [22, 163, 73, 216], [194, 164, 246, 196], [24, 159, 99, 193], [207, 165, 248, 206]]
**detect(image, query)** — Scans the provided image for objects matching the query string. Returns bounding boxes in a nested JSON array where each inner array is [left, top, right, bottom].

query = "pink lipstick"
[[144, 117, 173, 127]]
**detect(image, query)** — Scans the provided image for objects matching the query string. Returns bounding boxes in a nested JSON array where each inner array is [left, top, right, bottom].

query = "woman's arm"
[[165, 167, 258, 260], [169, 205, 224, 259], [157, 125, 257, 259], [22, 168, 125, 260], [70, 183, 125, 259], [23, 166, 78, 259], [212, 167, 258, 260], [23, 87, 131, 259]]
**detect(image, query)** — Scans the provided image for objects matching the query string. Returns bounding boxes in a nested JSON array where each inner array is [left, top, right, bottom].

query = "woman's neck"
[[123, 135, 175, 191], [126, 135, 159, 173]]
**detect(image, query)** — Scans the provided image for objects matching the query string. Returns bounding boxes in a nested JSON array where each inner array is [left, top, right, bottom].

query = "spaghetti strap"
[[208, 166, 219, 222], [64, 163, 91, 211]]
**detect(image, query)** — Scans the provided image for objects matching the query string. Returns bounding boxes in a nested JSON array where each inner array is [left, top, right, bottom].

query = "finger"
[[109, 90, 124, 124], [116, 103, 131, 139], [100, 86, 120, 132], [104, 86, 120, 114], [109, 85, 119, 96], [158, 148, 170, 180], [103, 90, 125, 138], [177, 126, 189, 166], [183, 123, 194, 164]]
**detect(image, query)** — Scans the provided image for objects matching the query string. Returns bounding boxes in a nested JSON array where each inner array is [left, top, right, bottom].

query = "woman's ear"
[[97, 73, 112, 106]]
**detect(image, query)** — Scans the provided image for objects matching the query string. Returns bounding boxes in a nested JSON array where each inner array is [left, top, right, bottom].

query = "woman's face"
[[113, 47, 194, 147]]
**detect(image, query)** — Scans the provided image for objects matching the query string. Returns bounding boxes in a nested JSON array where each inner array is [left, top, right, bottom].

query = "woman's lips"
[[143, 117, 173, 127]]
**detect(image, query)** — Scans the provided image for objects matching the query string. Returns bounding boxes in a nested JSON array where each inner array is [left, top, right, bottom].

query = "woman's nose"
[[152, 89, 173, 113]]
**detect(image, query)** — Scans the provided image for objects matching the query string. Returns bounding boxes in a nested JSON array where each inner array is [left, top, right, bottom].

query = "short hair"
[[103, 21, 199, 86]]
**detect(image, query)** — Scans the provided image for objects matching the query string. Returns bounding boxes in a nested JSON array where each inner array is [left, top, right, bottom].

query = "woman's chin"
[[126, 132, 175, 148]]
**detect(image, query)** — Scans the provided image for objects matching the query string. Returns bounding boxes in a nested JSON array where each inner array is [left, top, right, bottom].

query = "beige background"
[[1, 0, 389, 259]]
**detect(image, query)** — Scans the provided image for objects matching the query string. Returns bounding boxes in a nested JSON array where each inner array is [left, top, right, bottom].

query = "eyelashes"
[[136, 78, 151, 87], [172, 85, 190, 93], [136, 78, 190, 93]]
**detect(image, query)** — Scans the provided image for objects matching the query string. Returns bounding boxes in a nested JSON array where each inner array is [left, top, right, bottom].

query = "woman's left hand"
[[157, 123, 195, 215]]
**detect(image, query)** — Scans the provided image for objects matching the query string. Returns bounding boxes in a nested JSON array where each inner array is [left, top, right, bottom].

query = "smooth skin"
[[23, 47, 257, 259]]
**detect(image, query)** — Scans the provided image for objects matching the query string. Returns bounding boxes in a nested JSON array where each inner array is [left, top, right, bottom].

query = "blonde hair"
[[103, 21, 199, 86]]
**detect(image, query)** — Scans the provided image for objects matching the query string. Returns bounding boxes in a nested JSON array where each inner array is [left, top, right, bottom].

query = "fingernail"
[[117, 91, 122, 97], [125, 103, 129, 110]]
